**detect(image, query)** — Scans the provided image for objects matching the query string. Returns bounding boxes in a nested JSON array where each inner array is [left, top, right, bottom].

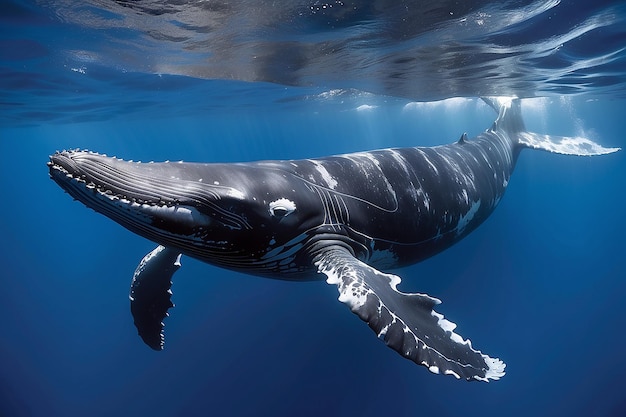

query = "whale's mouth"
[[49, 150, 170, 206], [49, 150, 244, 206], [48, 150, 251, 255]]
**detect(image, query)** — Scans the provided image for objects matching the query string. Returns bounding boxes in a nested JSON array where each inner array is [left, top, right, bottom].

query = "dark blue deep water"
[[2, 1, 626, 416]]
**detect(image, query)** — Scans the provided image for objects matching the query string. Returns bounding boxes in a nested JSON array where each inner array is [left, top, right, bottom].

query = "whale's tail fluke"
[[483, 97, 620, 156]]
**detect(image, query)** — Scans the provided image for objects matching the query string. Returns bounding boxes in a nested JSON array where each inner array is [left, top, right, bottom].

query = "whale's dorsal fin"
[[129, 245, 181, 350], [315, 247, 505, 382]]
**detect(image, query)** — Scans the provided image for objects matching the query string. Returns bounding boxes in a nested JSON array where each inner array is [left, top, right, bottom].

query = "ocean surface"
[[2, 1, 626, 416]]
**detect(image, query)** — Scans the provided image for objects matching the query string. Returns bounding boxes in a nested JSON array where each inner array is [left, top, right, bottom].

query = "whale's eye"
[[272, 207, 289, 217], [269, 198, 296, 218]]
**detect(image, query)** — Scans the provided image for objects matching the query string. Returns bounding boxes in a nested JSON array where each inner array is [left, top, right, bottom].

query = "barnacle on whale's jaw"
[[47, 150, 250, 254], [48, 149, 175, 204]]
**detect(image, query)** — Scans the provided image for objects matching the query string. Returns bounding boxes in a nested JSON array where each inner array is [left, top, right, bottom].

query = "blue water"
[[2, 1, 626, 416]]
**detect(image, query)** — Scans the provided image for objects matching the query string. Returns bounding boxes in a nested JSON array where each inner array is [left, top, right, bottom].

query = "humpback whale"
[[48, 99, 618, 382]]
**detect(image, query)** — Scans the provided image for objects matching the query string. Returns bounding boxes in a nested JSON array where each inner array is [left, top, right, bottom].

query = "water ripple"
[[1, 0, 625, 125]]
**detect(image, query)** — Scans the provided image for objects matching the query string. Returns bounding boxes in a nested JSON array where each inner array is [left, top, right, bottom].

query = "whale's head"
[[49, 150, 326, 277]]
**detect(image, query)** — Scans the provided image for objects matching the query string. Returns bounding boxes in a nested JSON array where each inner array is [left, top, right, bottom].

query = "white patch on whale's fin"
[[482, 97, 620, 155], [129, 245, 182, 351], [315, 247, 505, 382], [517, 132, 620, 156]]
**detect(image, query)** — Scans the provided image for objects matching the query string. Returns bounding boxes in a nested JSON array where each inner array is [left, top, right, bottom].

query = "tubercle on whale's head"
[[48, 150, 323, 271]]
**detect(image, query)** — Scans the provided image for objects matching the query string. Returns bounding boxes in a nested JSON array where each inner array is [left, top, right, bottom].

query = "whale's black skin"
[[48, 113, 512, 277], [48, 99, 618, 381]]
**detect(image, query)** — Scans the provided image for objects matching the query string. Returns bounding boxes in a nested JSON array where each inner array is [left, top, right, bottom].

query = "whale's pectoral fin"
[[129, 245, 182, 351], [315, 247, 505, 382]]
